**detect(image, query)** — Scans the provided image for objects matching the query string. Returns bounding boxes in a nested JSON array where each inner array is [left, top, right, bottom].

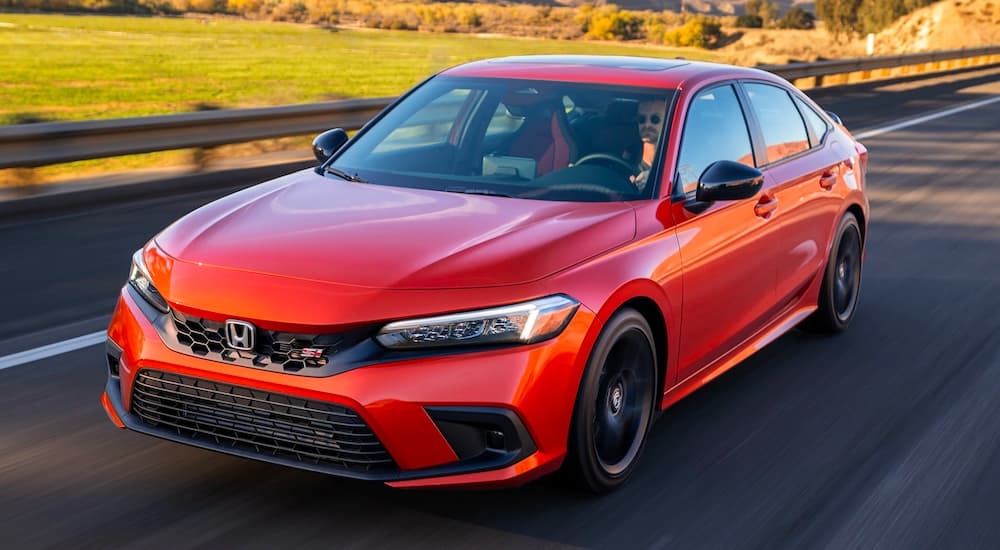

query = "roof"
[[442, 55, 783, 90]]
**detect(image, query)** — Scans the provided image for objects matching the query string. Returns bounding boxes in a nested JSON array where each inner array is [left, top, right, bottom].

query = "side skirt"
[[659, 303, 817, 411]]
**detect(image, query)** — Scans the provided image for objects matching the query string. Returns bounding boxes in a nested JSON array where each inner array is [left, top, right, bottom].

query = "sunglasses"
[[638, 114, 662, 125]]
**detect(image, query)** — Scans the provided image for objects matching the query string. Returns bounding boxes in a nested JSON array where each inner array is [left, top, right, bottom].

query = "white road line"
[[3, 94, 999, 373], [0, 331, 106, 371], [854, 96, 1000, 140]]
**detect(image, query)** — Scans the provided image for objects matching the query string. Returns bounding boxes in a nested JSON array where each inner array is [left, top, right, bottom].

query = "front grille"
[[167, 310, 347, 373], [131, 370, 396, 473]]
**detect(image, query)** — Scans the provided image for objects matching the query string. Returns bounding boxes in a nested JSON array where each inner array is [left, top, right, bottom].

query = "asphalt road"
[[2, 67, 1000, 549]]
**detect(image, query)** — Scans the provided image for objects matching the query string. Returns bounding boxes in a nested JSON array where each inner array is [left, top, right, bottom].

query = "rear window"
[[794, 96, 831, 147], [744, 82, 810, 165]]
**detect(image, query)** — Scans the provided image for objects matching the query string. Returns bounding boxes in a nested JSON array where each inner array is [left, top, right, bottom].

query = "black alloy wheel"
[[565, 308, 656, 493], [803, 212, 864, 333]]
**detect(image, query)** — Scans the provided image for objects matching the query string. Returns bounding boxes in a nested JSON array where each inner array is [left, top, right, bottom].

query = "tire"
[[564, 308, 657, 494], [802, 212, 863, 333]]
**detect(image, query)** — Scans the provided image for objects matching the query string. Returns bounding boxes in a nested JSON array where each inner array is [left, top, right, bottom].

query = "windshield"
[[328, 76, 677, 202]]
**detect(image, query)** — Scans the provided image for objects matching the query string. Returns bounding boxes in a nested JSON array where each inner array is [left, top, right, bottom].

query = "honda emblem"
[[225, 319, 256, 351]]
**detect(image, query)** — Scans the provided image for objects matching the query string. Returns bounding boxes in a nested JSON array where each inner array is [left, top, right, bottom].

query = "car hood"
[[154, 170, 637, 290]]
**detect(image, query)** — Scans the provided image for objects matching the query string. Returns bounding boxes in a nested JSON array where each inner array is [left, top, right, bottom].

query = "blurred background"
[[2, 1, 1000, 548]]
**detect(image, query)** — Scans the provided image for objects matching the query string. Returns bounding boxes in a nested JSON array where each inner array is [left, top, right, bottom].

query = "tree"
[[857, 0, 935, 34], [745, 0, 778, 26], [817, 0, 931, 38], [777, 6, 816, 29], [815, 0, 863, 40]]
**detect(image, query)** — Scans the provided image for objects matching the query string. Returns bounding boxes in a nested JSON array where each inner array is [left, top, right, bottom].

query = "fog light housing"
[[426, 407, 535, 461], [106, 339, 123, 378]]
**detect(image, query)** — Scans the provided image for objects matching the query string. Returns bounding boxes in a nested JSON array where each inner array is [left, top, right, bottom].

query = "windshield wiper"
[[324, 166, 367, 183], [448, 188, 513, 198]]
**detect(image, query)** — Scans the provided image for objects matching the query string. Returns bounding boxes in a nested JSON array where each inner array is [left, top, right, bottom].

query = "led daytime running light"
[[128, 249, 169, 313], [375, 295, 579, 350]]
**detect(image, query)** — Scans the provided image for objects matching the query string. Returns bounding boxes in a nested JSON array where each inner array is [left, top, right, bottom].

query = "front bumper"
[[101, 286, 596, 488]]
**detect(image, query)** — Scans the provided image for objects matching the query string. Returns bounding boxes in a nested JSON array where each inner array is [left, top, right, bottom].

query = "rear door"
[[739, 81, 846, 309]]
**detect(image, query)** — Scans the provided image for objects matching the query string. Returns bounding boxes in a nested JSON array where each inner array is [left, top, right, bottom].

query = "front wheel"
[[564, 309, 656, 494], [802, 212, 864, 333]]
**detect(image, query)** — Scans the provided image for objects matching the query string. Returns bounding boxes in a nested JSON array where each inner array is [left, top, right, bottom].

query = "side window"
[[373, 88, 472, 154], [744, 83, 809, 164], [676, 84, 755, 194], [794, 96, 831, 147]]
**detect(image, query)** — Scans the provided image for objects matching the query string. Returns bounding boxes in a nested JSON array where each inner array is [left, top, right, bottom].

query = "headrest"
[[601, 100, 643, 166], [502, 87, 561, 118], [502, 87, 544, 106], [605, 99, 639, 125]]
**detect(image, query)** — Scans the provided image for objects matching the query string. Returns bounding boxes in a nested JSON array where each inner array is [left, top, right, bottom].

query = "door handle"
[[819, 169, 837, 190], [754, 196, 778, 219]]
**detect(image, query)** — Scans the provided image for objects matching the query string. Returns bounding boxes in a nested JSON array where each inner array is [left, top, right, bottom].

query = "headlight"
[[128, 249, 169, 313], [375, 295, 580, 350]]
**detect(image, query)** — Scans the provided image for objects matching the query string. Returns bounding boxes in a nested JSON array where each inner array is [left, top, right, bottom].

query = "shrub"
[[663, 15, 723, 48], [226, 0, 264, 15], [457, 7, 482, 28], [735, 14, 763, 28], [581, 4, 644, 40], [270, 0, 307, 21], [776, 6, 816, 29]]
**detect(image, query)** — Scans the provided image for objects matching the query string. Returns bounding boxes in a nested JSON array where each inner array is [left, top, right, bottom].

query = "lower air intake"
[[130, 369, 396, 474]]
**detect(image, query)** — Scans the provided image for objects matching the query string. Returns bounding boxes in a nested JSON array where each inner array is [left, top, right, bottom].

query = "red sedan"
[[101, 55, 868, 493]]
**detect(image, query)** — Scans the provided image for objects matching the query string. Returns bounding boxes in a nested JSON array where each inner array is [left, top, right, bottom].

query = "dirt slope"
[[719, 0, 999, 65], [874, 0, 1000, 54], [498, 0, 805, 16]]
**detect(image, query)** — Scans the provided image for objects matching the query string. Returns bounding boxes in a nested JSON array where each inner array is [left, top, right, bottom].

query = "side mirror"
[[695, 160, 764, 203], [312, 128, 349, 163], [825, 111, 843, 126]]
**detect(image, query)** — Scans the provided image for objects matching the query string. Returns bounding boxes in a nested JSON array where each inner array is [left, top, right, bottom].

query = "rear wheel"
[[564, 309, 656, 494], [802, 212, 863, 333]]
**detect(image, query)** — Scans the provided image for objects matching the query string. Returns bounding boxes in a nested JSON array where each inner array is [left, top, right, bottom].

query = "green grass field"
[[0, 13, 719, 125]]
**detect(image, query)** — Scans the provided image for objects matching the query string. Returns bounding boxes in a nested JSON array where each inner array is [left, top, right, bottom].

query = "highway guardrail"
[[1, 45, 998, 171]]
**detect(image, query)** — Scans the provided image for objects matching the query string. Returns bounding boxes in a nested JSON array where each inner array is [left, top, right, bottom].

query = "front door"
[[669, 83, 782, 382]]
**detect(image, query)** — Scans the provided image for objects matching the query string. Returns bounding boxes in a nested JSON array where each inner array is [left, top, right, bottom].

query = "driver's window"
[[676, 85, 755, 195]]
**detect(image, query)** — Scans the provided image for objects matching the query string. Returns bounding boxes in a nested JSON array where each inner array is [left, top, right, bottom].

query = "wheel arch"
[[561, 297, 667, 492], [612, 297, 669, 410], [579, 275, 677, 402], [846, 202, 866, 246], [820, 202, 867, 263]]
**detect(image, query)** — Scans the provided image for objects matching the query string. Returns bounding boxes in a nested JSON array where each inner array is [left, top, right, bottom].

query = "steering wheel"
[[573, 153, 640, 177]]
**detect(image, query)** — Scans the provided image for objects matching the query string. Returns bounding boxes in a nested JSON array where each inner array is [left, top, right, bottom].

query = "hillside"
[[873, 0, 1000, 53], [422, 0, 998, 64], [718, 0, 999, 64], [718, 28, 865, 65], [491, 0, 811, 16]]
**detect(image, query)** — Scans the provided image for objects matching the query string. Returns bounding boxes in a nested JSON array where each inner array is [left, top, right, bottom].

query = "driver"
[[638, 99, 666, 166], [634, 99, 666, 190]]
